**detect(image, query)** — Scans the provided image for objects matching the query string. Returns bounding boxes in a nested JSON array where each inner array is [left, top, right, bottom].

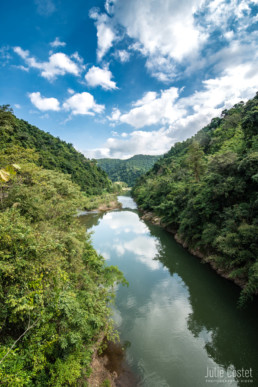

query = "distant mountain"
[[97, 154, 161, 186], [0, 105, 111, 195]]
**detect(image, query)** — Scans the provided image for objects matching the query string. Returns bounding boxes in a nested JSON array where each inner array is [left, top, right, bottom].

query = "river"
[[80, 194, 258, 387]]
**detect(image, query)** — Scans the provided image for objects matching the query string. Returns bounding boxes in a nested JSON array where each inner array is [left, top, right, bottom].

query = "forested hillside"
[[0, 106, 111, 195], [97, 154, 160, 186], [0, 106, 126, 384], [133, 93, 258, 303]]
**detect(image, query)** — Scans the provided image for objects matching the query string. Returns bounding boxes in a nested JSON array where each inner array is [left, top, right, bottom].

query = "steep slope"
[[97, 154, 160, 186], [0, 106, 111, 195], [133, 93, 258, 302], [0, 157, 125, 386]]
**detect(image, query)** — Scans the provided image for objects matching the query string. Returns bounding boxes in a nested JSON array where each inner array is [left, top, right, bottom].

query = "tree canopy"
[[133, 93, 258, 304], [0, 109, 126, 385], [0, 106, 111, 195], [97, 154, 161, 186]]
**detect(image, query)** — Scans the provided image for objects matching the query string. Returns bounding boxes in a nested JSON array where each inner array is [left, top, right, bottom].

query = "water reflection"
[[118, 195, 138, 209], [80, 197, 258, 387]]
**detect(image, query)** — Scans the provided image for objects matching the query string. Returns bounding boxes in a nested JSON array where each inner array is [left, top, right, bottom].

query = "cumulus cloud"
[[28, 92, 60, 111], [107, 107, 121, 121], [13, 47, 82, 80], [85, 66, 117, 90], [112, 0, 206, 61], [28, 91, 105, 117], [96, 0, 258, 81], [109, 62, 258, 130], [63, 92, 105, 115], [88, 62, 258, 158], [50, 37, 66, 48], [117, 88, 181, 128], [101, 0, 208, 80], [84, 127, 174, 159], [89, 9, 117, 61]]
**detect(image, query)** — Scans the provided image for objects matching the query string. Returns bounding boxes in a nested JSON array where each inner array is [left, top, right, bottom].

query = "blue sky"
[[0, 0, 257, 159]]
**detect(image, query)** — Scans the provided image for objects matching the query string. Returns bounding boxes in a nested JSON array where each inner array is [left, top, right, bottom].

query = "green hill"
[[0, 105, 126, 384], [133, 93, 258, 303], [97, 154, 161, 186], [0, 105, 111, 195]]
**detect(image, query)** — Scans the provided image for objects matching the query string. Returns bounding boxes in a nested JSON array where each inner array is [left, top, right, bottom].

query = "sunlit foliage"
[[0, 108, 126, 385]]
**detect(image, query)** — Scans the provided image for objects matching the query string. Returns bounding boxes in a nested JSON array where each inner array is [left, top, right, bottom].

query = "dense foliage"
[[133, 93, 258, 303], [97, 154, 160, 186], [0, 106, 111, 195], [0, 109, 126, 385]]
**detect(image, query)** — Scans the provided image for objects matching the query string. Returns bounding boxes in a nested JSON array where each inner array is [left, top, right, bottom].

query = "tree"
[[186, 141, 205, 181]]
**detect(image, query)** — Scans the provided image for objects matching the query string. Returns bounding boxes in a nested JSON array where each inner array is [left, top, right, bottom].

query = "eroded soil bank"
[[87, 340, 138, 387]]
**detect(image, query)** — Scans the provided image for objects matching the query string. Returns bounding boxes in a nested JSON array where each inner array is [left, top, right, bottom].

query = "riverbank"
[[86, 338, 138, 387], [141, 210, 246, 290], [81, 195, 258, 386], [84, 193, 122, 212]]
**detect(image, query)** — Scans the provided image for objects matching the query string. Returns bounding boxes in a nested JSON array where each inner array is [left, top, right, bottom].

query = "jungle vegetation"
[[133, 93, 258, 304], [0, 106, 126, 385], [0, 106, 111, 195], [97, 154, 160, 186]]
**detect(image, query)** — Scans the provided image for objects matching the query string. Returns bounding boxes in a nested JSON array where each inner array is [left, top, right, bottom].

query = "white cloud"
[[115, 49, 130, 62], [71, 51, 84, 63], [63, 92, 105, 115], [98, 0, 257, 81], [13, 46, 29, 59], [50, 37, 66, 48], [67, 88, 75, 94], [14, 104, 21, 109], [112, 0, 206, 61], [203, 0, 252, 31], [107, 107, 121, 121], [103, 0, 207, 80], [89, 9, 117, 61], [118, 88, 181, 128], [224, 31, 234, 40], [132, 91, 158, 107], [85, 127, 173, 159], [13, 47, 82, 80], [85, 66, 117, 90], [109, 62, 258, 130], [88, 62, 258, 158], [28, 91, 105, 117], [40, 53, 80, 79], [28, 92, 60, 111]]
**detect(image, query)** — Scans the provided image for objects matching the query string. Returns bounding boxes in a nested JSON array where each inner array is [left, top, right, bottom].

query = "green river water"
[[80, 195, 258, 387]]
